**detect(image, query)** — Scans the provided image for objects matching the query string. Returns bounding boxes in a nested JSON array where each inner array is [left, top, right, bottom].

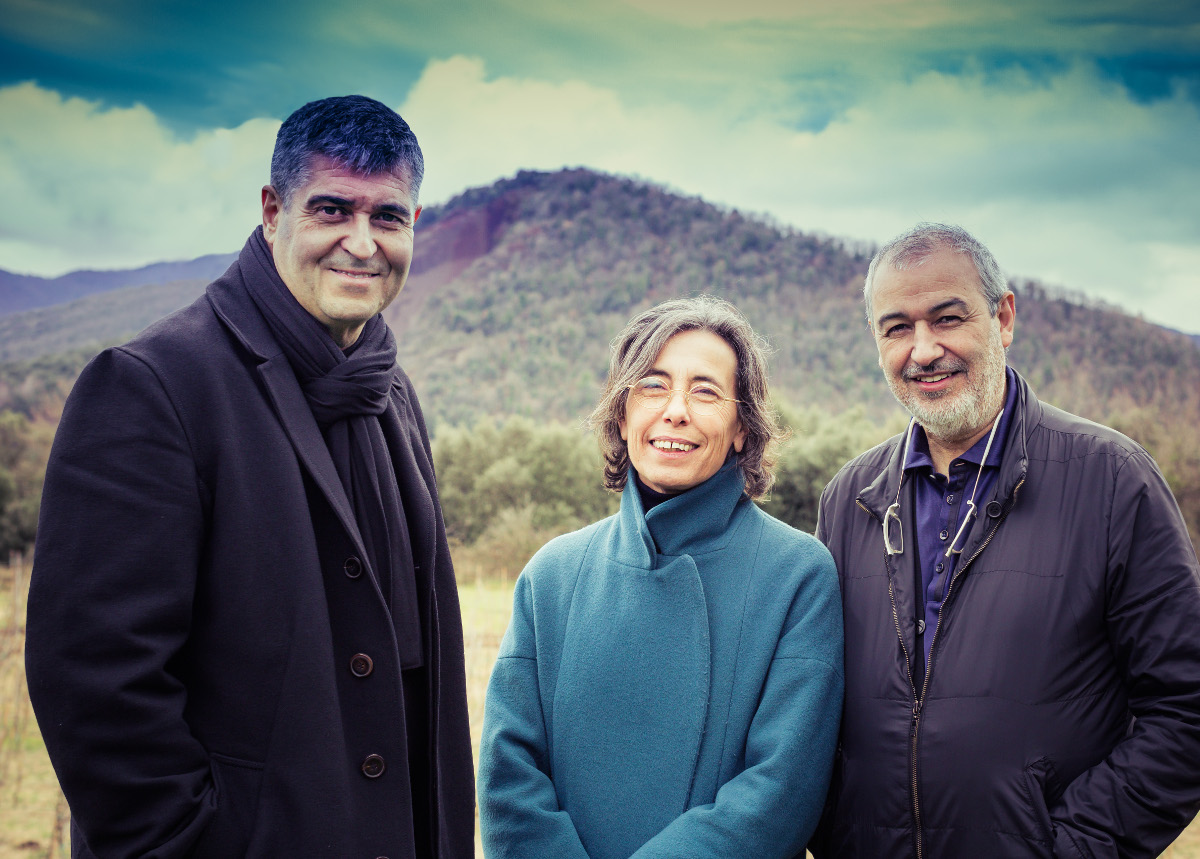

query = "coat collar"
[[613, 457, 749, 569], [205, 230, 367, 563]]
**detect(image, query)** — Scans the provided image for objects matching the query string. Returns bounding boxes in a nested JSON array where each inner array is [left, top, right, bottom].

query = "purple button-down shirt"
[[906, 367, 1017, 674]]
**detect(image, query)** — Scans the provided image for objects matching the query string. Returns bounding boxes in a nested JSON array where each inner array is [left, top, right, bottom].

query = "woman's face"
[[619, 329, 746, 495]]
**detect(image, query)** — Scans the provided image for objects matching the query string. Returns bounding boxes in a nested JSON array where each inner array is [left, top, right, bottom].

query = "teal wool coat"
[[478, 460, 844, 858]]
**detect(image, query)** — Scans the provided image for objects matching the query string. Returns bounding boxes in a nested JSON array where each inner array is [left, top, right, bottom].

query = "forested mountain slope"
[[1, 167, 1199, 556], [384, 169, 1200, 432], [2, 167, 1197, 434]]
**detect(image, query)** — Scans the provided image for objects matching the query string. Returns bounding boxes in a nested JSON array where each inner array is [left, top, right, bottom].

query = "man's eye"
[[376, 212, 401, 223], [938, 316, 962, 325], [883, 324, 908, 337], [318, 206, 344, 217]]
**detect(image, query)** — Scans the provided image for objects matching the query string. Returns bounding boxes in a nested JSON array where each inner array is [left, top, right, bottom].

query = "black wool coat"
[[26, 244, 475, 859]]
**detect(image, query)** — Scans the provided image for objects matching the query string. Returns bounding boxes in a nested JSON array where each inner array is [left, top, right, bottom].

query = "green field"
[[1, 561, 1196, 858]]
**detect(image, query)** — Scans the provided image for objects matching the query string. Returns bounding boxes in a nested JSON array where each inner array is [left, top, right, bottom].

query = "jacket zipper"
[[864, 479, 1025, 858], [908, 477, 1024, 859], [860, 498, 926, 857]]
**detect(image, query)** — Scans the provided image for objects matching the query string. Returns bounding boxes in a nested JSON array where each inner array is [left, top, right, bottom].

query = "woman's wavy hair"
[[587, 295, 784, 499]]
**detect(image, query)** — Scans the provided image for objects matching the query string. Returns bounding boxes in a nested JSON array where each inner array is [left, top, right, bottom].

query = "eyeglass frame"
[[623, 378, 742, 416]]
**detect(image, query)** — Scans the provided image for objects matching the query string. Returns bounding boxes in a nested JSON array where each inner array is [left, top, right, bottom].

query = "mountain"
[[2, 168, 1198, 437], [0, 253, 236, 317], [384, 169, 1200, 433]]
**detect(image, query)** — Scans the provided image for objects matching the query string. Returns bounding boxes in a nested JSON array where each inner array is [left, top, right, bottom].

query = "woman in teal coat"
[[478, 296, 843, 858]]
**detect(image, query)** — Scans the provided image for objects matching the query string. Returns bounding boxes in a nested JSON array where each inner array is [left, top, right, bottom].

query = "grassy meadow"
[[1, 557, 1197, 858]]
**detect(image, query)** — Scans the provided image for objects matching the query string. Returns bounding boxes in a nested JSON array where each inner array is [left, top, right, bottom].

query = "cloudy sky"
[[2, 0, 1198, 331]]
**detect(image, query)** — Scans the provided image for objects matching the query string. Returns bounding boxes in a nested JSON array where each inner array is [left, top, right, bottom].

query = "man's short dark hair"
[[270, 95, 424, 207]]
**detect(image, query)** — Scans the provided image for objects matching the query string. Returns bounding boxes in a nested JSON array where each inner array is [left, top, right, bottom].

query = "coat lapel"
[[256, 356, 367, 559], [205, 266, 368, 562]]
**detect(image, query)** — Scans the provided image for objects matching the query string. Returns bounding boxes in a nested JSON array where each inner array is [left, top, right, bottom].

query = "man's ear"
[[414, 206, 422, 224], [997, 291, 1016, 349], [262, 186, 283, 245]]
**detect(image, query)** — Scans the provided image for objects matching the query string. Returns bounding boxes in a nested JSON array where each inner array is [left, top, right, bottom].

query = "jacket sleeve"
[[478, 572, 591, 859], [1050, 449, 1200, 858], [630, 548, 845, 859], [25, 348, 216, 858]]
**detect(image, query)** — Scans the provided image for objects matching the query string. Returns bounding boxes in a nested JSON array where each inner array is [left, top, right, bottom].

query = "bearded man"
[[26, 95, 474, 858], [810, 223, 1200, 858]]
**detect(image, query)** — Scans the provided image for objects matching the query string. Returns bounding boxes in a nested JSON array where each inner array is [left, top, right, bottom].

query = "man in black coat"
[[26, 95, 475, 859], [812, 223, 1200, 858]]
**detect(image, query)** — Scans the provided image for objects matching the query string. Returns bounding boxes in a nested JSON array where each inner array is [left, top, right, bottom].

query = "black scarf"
[[243, 227, 422, 668]]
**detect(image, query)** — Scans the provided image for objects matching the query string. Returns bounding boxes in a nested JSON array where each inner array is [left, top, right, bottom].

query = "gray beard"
[[888, 332, 1008, 447]]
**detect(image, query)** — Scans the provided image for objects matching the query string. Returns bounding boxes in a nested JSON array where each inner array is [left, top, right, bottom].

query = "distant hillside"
[[0, 278, 210, 363], [0, 253, 235, 317], [1, 168, 1198, 436], [386, 169, 1200, 433]]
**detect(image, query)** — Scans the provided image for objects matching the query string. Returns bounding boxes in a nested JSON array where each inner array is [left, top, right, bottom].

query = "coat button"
[[986, 501, 1003, 518], [350, 653, 374, 677], [361, 754, 385, 778], [344, 556, 363, 579], [917, 619, 926, 634]]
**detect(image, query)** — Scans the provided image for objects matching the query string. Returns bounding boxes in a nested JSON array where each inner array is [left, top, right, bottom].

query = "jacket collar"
[[857, 367, 1034, 524], [853, 368, 1037, 681], [613, 457, 749, 570]]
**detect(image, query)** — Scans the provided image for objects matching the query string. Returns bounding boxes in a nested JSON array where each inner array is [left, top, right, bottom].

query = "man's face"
[[871, 246, 1014, 447], [262, 154, 421, 348]]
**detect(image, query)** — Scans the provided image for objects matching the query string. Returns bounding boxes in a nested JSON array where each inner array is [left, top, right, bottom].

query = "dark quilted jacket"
[[811, 370, 1200, 859]]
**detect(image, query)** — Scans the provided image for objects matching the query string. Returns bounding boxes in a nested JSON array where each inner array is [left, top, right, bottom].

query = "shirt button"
[[350, 653, 374, 677], [362, 754, 385, 778], [935, 562, 944, 573], [917, 619, 926, 634], [946, 494, 955, 503], [344, 556, 363, 579], [939, 529, 949, 541]]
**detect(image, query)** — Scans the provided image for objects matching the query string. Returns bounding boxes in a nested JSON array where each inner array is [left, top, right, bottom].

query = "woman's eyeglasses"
[[625, 378, 740, 416]]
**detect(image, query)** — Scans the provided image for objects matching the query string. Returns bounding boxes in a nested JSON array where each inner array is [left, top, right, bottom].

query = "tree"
[[0, 411, 48, 556], [762, 404, 902, 533], [433, 416, 616, 547]]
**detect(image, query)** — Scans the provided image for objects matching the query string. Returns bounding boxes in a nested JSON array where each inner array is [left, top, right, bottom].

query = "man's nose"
[[910, 324, 944, 366], [342, 215, 377, 259]]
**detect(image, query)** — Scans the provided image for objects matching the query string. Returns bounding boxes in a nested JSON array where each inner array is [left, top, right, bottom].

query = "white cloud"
[[404, 56, 1200, 331], [2, 57, 1198, 333], [613, 0, 953, 27], [0, 82, 276, 274]]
